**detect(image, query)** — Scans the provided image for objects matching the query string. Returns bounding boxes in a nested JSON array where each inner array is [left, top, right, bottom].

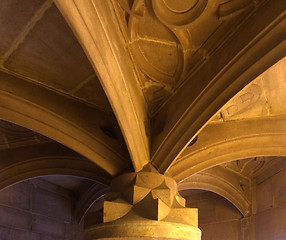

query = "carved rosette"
[[85, 164, 201, 240], [150, 0, 208, 27], [113, 0, 256, 114]]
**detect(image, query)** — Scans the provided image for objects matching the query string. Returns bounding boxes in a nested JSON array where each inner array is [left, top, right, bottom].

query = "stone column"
[[85, 164, 201, 240]]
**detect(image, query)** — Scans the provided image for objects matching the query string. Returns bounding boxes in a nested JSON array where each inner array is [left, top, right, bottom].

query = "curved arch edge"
[[178, 167, 251, 217], [169, 115, 286, 182], [0, 73, 128, 176], [0, 156, 110, 190], [151, 0, 286, 173]]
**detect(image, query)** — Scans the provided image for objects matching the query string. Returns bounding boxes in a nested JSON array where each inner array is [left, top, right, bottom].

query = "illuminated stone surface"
[[85, 164, 201, 240], [0, 0, 285, 239]]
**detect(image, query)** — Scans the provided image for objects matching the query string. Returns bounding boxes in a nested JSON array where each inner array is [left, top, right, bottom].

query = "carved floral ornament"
[[113, 0, 257, 113]]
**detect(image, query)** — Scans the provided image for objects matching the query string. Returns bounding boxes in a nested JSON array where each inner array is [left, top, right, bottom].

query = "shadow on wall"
[[0, 177, 84, 240], [181, 158, 286, 240]]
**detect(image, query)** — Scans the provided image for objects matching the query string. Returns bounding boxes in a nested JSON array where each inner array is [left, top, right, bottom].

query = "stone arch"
[[0, 73, 128, 176], [0, 156, 110, 191], [0, 141, 111, 191], [178, 167, 251, 217], [169, 115, 286, 182], [75, 182, 108, 222], [151, 1, 286, 172]]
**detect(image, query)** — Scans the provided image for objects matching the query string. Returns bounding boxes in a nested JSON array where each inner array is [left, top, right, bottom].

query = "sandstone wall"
[[186, 190, 242, 240], [0, 178, 83, 240], [254, 166, 286, 240], [186, 165, 286, 240]]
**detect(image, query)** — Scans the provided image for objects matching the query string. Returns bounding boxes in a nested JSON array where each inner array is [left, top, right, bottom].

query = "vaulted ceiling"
[[0, 0, 285, 219]]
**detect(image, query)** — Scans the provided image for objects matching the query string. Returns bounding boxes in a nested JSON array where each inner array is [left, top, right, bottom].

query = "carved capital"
[[85, 164, 201, 239]]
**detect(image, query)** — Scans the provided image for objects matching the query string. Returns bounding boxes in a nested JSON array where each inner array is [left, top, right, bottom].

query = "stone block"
[[84, 210, 103, 228], [133, 195, 170, 221], [167, 207, 198, 227], [32, 215, 65, 238], [0, 225, 10, 240], [191, 200, 216, 225], [41, 236, 65, 240], [0, 182, 30, 210], [256, 178, 273, 212], [31, 179, 72, 198], [10, 229, 41, 240], [32, 187, 71, 221], [274, 203, 286, 239], [214, 197, 241, 221], [273, 169, 286, 204], [87, 169, 201, 239], [65, 221, 84, 239], [255, 207, 274, 240], [74, 231, 84, 240], [255, 202, 286, 240], [200, 220, 239, 240], [200, 191, 217, 201], [103, 199, 132, 222], [123, 185, 150, 205], [0, 205, 31, 230], [0, 0, 45, 55], [185, 192, 201, 204]]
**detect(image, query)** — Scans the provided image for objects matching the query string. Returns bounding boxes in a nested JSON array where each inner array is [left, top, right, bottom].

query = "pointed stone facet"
[[141, 163, 159, 173], [87, 167, 200, 239], [123, 185, 150, 204], [103, 198, 132, 222], [151, 188, 173, 207]]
